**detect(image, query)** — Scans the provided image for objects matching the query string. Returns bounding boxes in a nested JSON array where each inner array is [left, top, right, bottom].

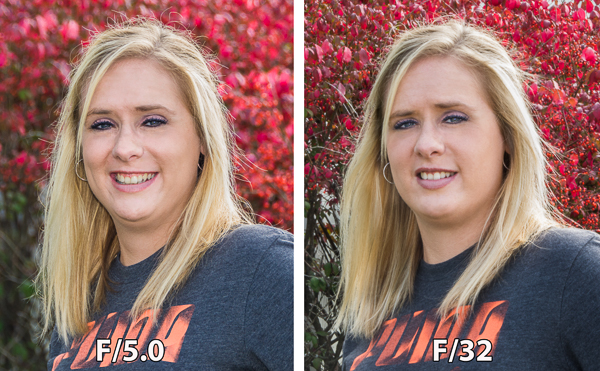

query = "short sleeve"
[[244, 231, 293, 371], [559, 232, 600, 370]]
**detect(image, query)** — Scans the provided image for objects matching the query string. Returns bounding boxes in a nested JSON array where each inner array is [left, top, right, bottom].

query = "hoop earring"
[[503, 152, 511, 171], [75, 159, 87, 182], [197, 153, 205, 176], [383, 163, 394, 184]]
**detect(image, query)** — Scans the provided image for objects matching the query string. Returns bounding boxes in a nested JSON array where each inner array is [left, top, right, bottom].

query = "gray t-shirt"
[[342, 228, 600, 370], [48, 224, 293, 370]]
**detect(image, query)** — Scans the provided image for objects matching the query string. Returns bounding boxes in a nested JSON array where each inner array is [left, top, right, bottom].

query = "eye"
[[393, 119, 418, 130], [443, 114, 468, 124], [90, 120, 114, 130], [142, 115, 167, 127]]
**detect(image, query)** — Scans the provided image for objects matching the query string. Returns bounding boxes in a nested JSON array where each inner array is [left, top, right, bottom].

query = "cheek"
[[386, 136, 414, 179], [81, 136, 112, 175]]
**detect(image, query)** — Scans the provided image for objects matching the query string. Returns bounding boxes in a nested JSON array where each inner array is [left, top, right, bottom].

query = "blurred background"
[[0, 0, 292, 369]]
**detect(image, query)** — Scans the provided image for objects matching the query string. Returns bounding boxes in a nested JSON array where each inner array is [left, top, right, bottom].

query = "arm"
[[559, 232, 600, 370], [244, 231, 294, 371]]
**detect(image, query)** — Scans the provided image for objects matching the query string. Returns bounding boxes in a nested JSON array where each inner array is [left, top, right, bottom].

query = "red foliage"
[[305, 0, 600, 232], [0, 0, 293, 230]]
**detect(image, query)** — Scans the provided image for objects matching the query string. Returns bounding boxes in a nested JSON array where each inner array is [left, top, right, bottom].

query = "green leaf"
[[324, 262, 332, 276], [19, 279, 35, 298], [312, 358, 322, 370], [310, 277, 322, 293], [12, 343, 28, 359], [17, 89, 32, 101], [317, 331, 328, 337], [333, 263, 340, 275], [305, 108, 314, 117]]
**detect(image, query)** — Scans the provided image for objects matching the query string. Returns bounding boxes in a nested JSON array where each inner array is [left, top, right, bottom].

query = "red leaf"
[[15, 152, 27, 165], [304, 164, 311, 175], [342, 47, 351, 63], [506, 0, 519, 10], [315, 45, 323, 63], [358, 48, 370, 65], [513, 30, 520, 42], [590, 103, 600, 120], [582, 47, 597, 65], [541, 30, 554, 42], [570, 153, 579, 165], [312, 67, 322, 83], [586, 0, 593, 13], [322, 40, 333, 55], [36, 15, 48, 39], [336, 82, 346, 98], [589, 70, 600, 85], [60, 20, 80, 41], [551, 89, 565, 105]]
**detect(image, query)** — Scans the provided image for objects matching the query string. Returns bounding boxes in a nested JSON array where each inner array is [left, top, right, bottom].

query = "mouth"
[[112, 172, 157, 185], [418, 171, 457, 180]]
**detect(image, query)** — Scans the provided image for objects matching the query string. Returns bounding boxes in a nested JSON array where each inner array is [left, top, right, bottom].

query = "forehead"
[[392, 55, 488, 108], [86, 58, 186, 113]]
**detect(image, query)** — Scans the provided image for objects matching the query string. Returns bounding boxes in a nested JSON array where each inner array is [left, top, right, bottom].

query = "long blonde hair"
[[37, 18, 252, 343], [337, 20, 561, 339]]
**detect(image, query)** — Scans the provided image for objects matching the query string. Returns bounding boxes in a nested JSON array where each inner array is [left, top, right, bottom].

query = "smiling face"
[[386, 56, 506, 229], [81, 58, 202, 231]]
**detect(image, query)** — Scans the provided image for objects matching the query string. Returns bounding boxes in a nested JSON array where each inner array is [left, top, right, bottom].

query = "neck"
[[113, 219, 177, 266], [417, 215, 490, 265]]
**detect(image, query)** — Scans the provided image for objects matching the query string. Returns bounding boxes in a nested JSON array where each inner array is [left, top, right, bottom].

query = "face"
[[81, 58, 202, 230], [386, 56, 506, 228]]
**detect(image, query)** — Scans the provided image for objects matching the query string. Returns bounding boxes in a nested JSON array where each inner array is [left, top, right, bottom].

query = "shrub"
[[304, 0, 600, 369]]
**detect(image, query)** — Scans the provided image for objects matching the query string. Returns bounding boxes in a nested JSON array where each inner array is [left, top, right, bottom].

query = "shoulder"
[[531, 227, 599, 250], [216, 224, 293, 259], [519, 227, 600, 264], [223, 224, 293, 246], [201, 224, 293, 274]]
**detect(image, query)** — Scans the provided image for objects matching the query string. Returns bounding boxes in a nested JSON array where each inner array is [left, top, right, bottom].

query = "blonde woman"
[[339, 21, 600, 370], [39, 19, 292, 370]]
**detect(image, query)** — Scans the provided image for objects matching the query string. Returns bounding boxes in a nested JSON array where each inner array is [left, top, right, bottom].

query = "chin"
[[413, 203, 456, 222], [111, 206, 154, 224]]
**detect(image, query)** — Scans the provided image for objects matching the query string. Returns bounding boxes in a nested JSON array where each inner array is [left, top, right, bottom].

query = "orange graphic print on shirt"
[[51, 304, 195, 370], [350, 300, 509, 370]]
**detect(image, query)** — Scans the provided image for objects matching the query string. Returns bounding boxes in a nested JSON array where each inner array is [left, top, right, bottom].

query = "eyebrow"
[[389, 101, 474, 120], [86, 104, 175, 117]]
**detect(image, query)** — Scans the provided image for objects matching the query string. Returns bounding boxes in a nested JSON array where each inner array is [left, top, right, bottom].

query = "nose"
[[414, 122, 445, 158], [112, 125, 143, 161]]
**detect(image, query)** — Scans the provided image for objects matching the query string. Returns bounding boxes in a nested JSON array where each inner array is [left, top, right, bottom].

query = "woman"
[[38, 19, 293, 370], [338, 21, 600, 370]]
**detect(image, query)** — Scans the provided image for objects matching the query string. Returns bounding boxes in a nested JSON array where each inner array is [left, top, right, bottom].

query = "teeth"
[[420, 171, 455, 180], [115, 173, 155, 185]]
